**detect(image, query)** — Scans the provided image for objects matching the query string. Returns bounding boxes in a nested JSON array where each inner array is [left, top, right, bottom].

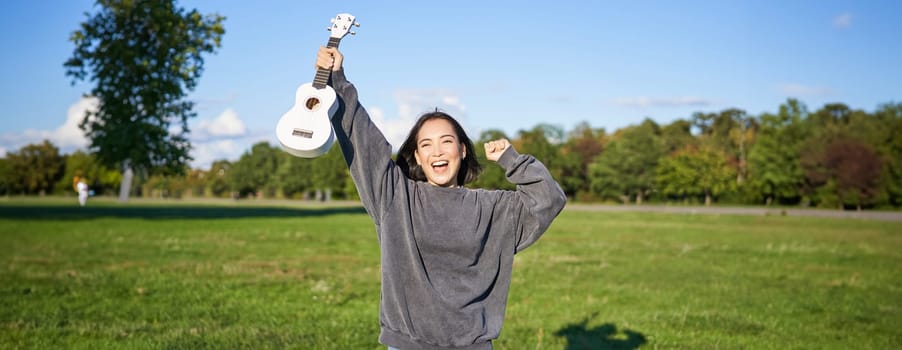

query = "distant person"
[[317, 46, 566, 349], [72, 174, 81, 193], [77, 179, 89, 206]]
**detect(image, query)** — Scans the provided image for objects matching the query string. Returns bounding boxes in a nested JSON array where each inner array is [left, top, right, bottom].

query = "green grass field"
[[1, 198, 900, 349]]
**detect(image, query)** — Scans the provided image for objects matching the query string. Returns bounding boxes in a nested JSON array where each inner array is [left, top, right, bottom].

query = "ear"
[[414, 148, 422, 165], [461, 143, 466, 159]]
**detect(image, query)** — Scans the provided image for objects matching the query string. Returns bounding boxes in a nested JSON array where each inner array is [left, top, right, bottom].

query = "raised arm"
[[488, 139, 567, 253], [319, 47, 401, 224]]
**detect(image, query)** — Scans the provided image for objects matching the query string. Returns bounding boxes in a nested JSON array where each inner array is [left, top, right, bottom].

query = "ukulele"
[[276, 13, 359, 158]]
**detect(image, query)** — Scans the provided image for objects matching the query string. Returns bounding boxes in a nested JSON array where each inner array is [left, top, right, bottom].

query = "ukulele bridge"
[[292, 128, 314, 139]]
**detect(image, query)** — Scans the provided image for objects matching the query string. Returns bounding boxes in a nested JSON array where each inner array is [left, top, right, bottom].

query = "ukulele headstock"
[[328, 13, 359, 39]]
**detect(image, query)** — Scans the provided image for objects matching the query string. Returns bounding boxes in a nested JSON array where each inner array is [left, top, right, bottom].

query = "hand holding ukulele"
[[316, 47, 343, 71]]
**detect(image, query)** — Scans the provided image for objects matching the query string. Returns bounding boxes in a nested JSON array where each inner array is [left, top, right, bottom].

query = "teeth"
[[432, 160, 448, 166]]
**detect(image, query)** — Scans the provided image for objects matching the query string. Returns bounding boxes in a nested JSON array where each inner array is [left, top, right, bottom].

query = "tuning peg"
[[349, 31, 356, 35], [354, 22, 361, 27], [326, 27, 332, 31]]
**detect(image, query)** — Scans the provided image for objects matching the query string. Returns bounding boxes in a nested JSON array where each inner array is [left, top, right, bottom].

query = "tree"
[[308, 145, 350, 201], [659, 119, 696, 155], [824, 138, 884, 210], [729, 110, 756, 185], [65, 0, 225, 201], [0, 158, 12, 196], [206, 160, 232, 198], [141, 173, 186, 199], [746, 99, 808, 205], [275, 153, 313, 199], [514, 124, 564, 179], [655, 148, 696, 202], [872, 103, 902, 206], [588, 119, 662, 204], [560, 121, 606, 200], [692, 108, 755, 185], [800, 103, 861, 207], [6, 140, 65, 195], [183, 168, 208, 197], [229, 142, 279, 198], [55, 150, 122, 196], [656, 146, 735, 206]]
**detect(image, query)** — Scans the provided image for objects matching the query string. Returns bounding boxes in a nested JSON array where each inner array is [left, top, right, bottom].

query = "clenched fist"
[[316, 46, 343, 71], [484, 139, 512, 162]]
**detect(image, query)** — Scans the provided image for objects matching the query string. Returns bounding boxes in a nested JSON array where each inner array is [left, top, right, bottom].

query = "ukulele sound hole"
[[305, 97, 320, 111], [292, 128, 314, 139]]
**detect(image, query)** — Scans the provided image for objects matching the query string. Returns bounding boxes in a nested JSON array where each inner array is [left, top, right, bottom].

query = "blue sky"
[[1, 0, 899, 168]]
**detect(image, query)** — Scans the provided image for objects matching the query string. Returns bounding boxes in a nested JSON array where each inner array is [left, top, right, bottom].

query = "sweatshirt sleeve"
[[495, 147, 568, 253], [329, 69, 401, 225]]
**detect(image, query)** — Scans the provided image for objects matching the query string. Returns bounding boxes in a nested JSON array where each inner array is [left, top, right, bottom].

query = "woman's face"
[[414, 118, 465, 187]]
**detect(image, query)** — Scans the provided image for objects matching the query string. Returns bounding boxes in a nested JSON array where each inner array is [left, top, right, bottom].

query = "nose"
[[430, 146, 443, 158]]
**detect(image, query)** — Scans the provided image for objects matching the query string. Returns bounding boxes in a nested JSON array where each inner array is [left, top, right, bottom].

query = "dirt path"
[[565, 203, 902, 222]]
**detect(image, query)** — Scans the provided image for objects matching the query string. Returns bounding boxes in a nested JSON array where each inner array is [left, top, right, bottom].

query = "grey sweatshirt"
[[329, 69, 567, 350]]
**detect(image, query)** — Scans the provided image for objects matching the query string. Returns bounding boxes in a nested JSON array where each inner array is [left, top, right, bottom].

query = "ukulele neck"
[[313, 37, 341, 89]]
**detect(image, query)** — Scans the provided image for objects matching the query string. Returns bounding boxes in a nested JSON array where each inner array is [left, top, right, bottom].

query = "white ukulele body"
[[276, 13, 357, 158], [276, 83, 338, 158]]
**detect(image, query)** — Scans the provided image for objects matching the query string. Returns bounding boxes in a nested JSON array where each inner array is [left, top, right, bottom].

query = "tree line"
[[2, 99, 900, 209], [43, 1, 898, 209]]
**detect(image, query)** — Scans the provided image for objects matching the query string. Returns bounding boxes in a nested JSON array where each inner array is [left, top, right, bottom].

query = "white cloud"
[[395, 89, 468, 120], [194, 108, 247, 139], [833, 13, 853, 28], [185, 108, 252, 168], [56, 97, 97, 149], [778, 83, 835, 97], [191, 139, 245, 169], [368, 89, 470, 151], [188, 110, 270, 169], [0, 97, 96, 154], [612, 96, 713, 108], [369, 106, 413, 150], [0, 98, 254, 170]]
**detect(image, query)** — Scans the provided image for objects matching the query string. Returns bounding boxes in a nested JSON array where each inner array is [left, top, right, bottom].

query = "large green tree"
[[6, 140, 65, 195], [589, 119, 662, 204], [229, 142, 280, 198], [65, 0, 225, 200], [747, 99, 808, 205], [657, 146, 735, 206]]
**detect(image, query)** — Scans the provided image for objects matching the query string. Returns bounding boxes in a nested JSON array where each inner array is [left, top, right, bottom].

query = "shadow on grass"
[[0, 204, 367, 220], [554, 313, 647, 350]]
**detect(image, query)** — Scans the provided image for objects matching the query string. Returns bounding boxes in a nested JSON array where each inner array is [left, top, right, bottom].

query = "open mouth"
[[431, 160, 449, 173]]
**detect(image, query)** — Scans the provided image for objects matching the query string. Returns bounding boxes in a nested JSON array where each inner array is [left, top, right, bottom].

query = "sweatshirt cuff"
[[329, 68, 350, 88], [496, 146, 520, 171]]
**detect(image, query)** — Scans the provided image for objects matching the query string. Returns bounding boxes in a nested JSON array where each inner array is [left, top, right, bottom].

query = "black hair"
[[395, 111, 481, 186]]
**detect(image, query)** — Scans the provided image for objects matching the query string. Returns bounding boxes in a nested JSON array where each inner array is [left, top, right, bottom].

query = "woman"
[[319, 47, 566, 350]]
